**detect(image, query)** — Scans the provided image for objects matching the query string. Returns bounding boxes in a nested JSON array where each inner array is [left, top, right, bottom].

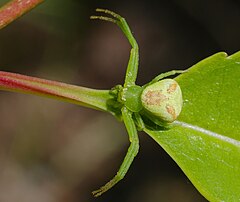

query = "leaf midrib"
[[174, 121, 240, 146]]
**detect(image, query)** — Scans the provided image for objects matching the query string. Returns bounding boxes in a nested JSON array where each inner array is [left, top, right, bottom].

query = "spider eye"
[[141, 79, 182, 123]]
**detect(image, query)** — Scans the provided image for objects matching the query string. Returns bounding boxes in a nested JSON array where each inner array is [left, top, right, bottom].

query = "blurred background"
[[0, 0, 239, 201]]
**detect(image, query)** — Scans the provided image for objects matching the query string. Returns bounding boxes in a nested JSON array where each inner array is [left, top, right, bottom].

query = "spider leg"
[[92, 106, 139, 197], [147, 69, 186, 86], [91, 9, 139, 87], [133, 112, 145, 131]]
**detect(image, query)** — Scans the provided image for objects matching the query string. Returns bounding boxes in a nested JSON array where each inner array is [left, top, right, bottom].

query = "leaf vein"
[[174, 121, 240, 146]]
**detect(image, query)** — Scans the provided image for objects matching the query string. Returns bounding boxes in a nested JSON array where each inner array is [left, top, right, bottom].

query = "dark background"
[[0, 0, 239, 201]]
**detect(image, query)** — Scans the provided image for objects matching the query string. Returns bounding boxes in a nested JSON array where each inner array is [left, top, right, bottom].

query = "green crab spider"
[[91, 8, 184, 197]]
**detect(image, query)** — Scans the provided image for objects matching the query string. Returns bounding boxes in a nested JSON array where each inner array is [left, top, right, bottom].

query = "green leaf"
[[144, 51, 240, 202]]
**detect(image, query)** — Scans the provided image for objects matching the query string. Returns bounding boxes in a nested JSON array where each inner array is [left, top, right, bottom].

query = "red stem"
[[0, 71, 113, 112], [0, 0, 44, 29]]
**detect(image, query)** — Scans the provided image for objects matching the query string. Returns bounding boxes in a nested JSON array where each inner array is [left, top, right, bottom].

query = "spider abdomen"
[[141, 79, 182, 123]]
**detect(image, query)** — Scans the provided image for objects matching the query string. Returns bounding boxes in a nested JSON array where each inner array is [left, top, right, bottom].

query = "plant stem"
[[0, 71, 114, 112], [0, 0, 44, 29]]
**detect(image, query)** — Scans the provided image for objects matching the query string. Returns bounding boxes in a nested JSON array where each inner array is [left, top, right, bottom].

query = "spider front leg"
[[147, 69, 187, 86], [91, 9, 140, 196], [91, 9, 139, 87], [92, 106, 139, 197]]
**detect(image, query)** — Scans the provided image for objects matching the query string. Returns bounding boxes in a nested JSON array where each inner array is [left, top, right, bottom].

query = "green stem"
[[0, 71, 113, 112], [0, 0, 44, 29]]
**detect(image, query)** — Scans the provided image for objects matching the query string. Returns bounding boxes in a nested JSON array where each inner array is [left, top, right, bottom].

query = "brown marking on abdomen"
[[167, 83, 177, 93], [143, 90, 167, 105], [166, 105, 176, 119]]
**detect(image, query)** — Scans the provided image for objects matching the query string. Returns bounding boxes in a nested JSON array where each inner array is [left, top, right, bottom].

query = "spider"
[[90, 9, 184, 197]]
